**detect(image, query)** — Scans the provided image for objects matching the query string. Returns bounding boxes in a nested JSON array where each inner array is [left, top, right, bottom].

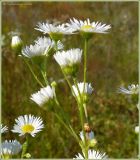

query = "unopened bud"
[[11, 36, 23, 53], [24, 153, 31, 158], [135, 126, 139, 134], [51, 81, 57, 88]]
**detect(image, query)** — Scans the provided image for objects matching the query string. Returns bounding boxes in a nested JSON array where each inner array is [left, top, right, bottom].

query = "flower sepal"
[[80, 31, 93, 40], [77, 93, 89, 104], [62, 64, 79, 77], [50, 32, 63, 41], [43, 99, 56, 111]]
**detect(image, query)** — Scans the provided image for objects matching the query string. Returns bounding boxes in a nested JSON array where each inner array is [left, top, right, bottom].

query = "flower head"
[[1, 140, 22, 158], [72, 82, 93, 103], [35, 22, 74, 34], [35, 22, 74, 41], [72, 82, 93, 96], [1, 124, 8, 134], [74, 149, 108, 159], [30, 86, 55, 106], [66, 18, 111, 35], [22, 37, 53, 58], [11, 36, 23, 53], [12, 115, 44, 137], [22, 36, 64, 58], [54, 48, 82, 75], [118, 84, 139, 95]]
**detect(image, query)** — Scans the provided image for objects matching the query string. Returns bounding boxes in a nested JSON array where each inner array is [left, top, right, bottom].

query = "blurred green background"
[[2, 1, 138, 158]]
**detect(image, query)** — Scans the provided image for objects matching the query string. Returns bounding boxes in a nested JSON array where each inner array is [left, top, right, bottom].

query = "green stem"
[[40, 49, 52, 85], [61, 68, 89, 155], [83, 38, 88, 92], [61, 69, 77, 98], [21, 135, 29, 158], [54, 85, 81, 142], [54, 113, 80, 144], [22, 57, 44, 87], [54, 95, 69, 124], [73, 79, 89, 160], [83, 38, 89, 160], [41, 70, 48, 86], [83, 103, 88, 122], [83, 38, 89, 123], [73, 78, 86, 140]]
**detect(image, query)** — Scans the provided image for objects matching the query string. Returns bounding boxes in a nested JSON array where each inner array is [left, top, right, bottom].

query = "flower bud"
[[63, 65, 78, 77], [135, 126, 139, 134], [50, 33, 63, 41], [11, 36, 23, 53], [51, 81, 57, 88], [24, 153, 31, 158]]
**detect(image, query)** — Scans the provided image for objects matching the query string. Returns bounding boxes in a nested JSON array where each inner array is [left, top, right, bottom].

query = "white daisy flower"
[[12, 115, 44, 137], [30, 86, 55, 106], [1, 140, 22, 157], [54, 48, 82, 67], [66, 18, 111, 34], [35, 22, 74, 35], [135, 126, 139, 134], [22, 37, 53, 58], [74, 149, 108, 159], [22, 37, 64, 58], [118, 84, 139, 95], [22, 44, 48, 58], [11, 36, 23, 52], [72, 82, 93, 97], [1, 124, 8, 134]]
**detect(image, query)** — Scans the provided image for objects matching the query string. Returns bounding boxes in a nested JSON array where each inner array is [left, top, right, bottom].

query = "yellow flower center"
[[81, 25, 93, 31], [21, 124, 34, 133]]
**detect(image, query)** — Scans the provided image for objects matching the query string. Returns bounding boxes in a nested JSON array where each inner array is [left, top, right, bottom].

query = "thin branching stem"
[[83, 38, 89, 122], [22, 57, 44, 87], [54, 113, 80, 144]]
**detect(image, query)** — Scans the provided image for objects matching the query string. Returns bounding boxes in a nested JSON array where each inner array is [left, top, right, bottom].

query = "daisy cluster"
[[9, 17, 112, 159], [19, 18, 109, 107], [35, 18, 111, 35], [12, 18, 111, 58]]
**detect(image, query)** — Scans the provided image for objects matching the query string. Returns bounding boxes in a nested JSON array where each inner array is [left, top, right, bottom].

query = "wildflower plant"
[[9, 17, 111, 159]]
